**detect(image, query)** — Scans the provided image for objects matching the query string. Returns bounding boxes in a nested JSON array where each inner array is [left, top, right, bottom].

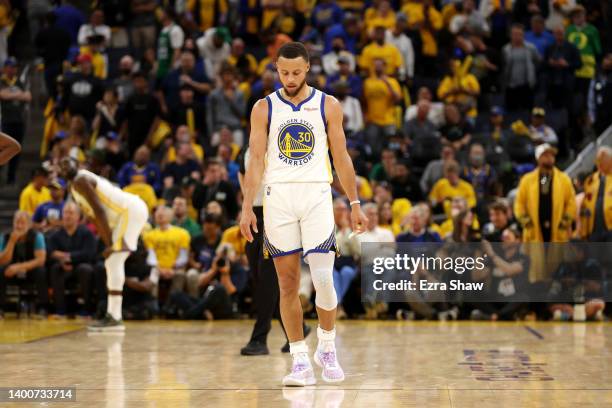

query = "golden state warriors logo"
[[277, 119, 315, 166]]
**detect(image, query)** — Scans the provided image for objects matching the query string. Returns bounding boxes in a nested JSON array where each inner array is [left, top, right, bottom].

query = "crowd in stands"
[[0, 0, 611, 322]]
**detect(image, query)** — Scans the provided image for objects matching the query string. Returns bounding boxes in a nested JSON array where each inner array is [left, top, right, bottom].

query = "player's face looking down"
[[276, 56, 309, 97], [59, 157, 78, 180]]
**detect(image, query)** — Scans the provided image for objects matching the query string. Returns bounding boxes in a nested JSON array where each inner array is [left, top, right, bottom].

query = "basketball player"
[[240, 42, 367, 386], [0, 132, 21, 165], [58, 157, 149, 331]]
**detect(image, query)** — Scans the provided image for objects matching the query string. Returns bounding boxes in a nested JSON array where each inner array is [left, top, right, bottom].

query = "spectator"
[[77, 9, 111, 47], [117, 145, 162, 195], [92, 87, 120, 137], [325, 56, 362, 99], [186, 212, 222, 297], [396, 205, 442, 243], [364, 0, 396, 32], [53, 0, 85, 45], [437, 58, 481, 119], [144, 206, 191, 295], [363, 59, 402, 158], [579, 146, 612, 241], [172, 196, 202, 238], [0, 211, 48, 319], [461, 143, 498, 205], [165, 126, 205, 165], [529, 107, 558, 145], [197, 27, 231, 80], [60, 54, 105, 124], [588, 53, 612, 135], [121, 171, 158, 214], [385, 12, 414, 82], [404, 100, 437, 140], [129, 0, 157, 51], [311, 0, 344, 32], [359, 25, 404, 77], [486, 106, 511, 144], [429, 160, 477, 216], [401, 0, 443, 75], [502, 24, 541, 111], [545, 0, 575, 31], [370, 148, 397, 184], [482, 199, 513, 241], [169, 84, 206, 138], [323, 14, 360, 54], [404, 87, 445, 129], [322, 36, 356, 76], [544, 25, 582, 112], [227, 38, 257, 79], [119, 71, 161, 157], [32, 178, 66, 233], [440, 104, 472, 151], [515, 143, 575, 244], [248, 69, 281, 113], [161, 50, 211, 114], [525, 14, 554, 57], [188, 0, 228, 33], [193, 159, 238, 220], [163, 142, 202, 189], [48, 202, 96, 318], [390, 159, 423, 202], [113, 55, 135, 103], [155, 8, 185, 81], [122, 240, 158, 320], [476, 226, 530, 320], [0, 57, 31, 185], [34, 12, 71, 98], [19, 167, 50, 217], [566, 5, 601, 120], [207, 64, 246, 146], [333, 81, 363, 137], [449, 0, 490, 40], [420, 145, 456, 195]]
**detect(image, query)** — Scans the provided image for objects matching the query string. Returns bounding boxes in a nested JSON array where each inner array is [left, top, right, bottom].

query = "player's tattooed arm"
[[72, 176, 114, 248], [0, 132, 21, 165], [240, 98, 268, 242]]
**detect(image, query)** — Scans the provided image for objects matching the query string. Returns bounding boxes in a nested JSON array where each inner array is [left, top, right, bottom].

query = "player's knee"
[[277, 271, 300, 298], [307, 252, 337, 311]]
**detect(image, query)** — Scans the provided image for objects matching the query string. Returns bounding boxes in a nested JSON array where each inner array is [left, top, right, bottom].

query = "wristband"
[[349, 200, 360, 207]]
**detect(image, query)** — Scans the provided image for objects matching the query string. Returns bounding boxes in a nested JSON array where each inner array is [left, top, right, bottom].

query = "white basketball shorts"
[[112, 194, 149, 252], [263, 182, 336, 258]]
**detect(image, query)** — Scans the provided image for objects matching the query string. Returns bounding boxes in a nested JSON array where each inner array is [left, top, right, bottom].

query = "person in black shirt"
[[119, 71, 161, 157], [34, 12, 71, 99], [390, 159, 423, 202], [192, 159, 238, 220], [169, 84, 206, 140], [60, 54, 104, 124], [162, 142, 202, 190], [48, 202, 96, 317], [0, 57, 31, 184]]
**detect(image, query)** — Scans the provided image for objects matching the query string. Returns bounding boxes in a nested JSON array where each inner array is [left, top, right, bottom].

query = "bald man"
[[580, 146, 612, 241]]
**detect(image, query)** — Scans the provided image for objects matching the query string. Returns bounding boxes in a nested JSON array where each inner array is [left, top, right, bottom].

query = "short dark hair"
[[277, 42, 310, 63]]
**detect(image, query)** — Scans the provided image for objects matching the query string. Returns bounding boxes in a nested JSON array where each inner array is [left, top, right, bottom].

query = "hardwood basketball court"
[[1, 319, 610, 407]]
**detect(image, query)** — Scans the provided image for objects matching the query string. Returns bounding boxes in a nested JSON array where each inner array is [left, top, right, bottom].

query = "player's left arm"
[[326, 95, 367, 234], [0, 132, 21, 165]]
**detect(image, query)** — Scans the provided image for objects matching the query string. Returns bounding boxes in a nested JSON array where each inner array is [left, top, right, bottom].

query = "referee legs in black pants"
[[241, 206, 310, 355]]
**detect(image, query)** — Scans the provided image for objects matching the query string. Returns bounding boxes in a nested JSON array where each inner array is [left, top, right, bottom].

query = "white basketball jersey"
[[71, 169, 134, 228], [263, 87, 333, 185]]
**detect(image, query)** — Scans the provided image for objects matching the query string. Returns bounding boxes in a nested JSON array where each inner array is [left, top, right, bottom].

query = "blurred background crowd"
[[0, 0, 611, 322]]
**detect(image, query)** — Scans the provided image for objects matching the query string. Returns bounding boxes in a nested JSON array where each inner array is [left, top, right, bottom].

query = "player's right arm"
[[239, 99, 268, 242], [0, 132, 21, 165], [72, 175, 114, 248]]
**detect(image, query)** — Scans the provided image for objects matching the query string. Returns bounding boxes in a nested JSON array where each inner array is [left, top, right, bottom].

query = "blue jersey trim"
[[320, 91, 327, 132], [265, 95, 272, 135], [276, 87, 316, 111]]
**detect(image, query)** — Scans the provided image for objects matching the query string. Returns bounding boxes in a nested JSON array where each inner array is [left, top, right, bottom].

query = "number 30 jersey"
[[262, 87, 333, 185]]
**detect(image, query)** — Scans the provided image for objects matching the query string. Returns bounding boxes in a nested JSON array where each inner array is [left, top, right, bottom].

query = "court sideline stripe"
[[524, 325, 544, 339]]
